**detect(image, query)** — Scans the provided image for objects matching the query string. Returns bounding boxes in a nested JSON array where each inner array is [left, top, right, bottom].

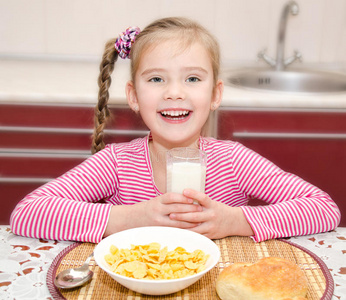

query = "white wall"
[[1, 0, 346, 65]]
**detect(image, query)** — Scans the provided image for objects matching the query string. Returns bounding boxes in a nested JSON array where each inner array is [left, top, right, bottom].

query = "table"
[[0, 226, 345, 300]]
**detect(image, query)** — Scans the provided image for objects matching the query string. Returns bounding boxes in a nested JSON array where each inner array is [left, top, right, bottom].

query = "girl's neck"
[[149, 135, 201, 154]]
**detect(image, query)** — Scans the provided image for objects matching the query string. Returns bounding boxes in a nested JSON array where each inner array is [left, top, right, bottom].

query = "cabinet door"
[[217, 109, 346, 226], [2, 183, 44, 224], [0, 104, 148, 150], [0, 104, 149, 224]]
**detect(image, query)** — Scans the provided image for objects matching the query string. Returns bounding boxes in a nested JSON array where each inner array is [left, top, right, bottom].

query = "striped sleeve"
[[10, 146, 117, 242], [230, 142, 341, 242]]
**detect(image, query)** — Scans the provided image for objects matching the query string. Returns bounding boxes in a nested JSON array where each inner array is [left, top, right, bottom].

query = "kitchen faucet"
[[258, 0, 302, 70]]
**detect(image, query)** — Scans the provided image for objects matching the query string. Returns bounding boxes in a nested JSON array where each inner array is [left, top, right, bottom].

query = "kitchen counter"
[[1, 59, 346, 109], [0, 59, 128, 105]]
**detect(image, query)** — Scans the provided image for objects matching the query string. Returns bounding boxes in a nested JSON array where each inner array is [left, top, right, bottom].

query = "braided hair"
[[92, 39, 118, 154]]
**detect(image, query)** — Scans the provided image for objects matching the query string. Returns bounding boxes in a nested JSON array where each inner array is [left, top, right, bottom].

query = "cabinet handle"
[[0, 177, 52, 183], [233, 132, 346, 139], [0, 126, 149, 136], [0, 148, 91, 158]]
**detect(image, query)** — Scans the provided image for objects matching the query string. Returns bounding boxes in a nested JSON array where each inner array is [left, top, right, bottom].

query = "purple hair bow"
[[114, 26, 141, 59]]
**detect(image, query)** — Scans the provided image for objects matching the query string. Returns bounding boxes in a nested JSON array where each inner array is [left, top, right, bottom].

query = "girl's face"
[[126, 40, 223, 150]]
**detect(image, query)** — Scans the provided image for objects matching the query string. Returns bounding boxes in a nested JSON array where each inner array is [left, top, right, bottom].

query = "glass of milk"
[[166, 148, 207, 201]]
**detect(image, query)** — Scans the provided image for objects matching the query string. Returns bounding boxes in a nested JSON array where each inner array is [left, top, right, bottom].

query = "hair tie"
[[115, 26, 141, 59]]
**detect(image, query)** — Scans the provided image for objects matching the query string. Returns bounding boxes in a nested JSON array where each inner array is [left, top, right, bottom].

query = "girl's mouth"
[[159, 110, 191, 122]]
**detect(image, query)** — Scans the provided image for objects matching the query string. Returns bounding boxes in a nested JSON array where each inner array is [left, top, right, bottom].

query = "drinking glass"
[[166, 148, 207, 200]]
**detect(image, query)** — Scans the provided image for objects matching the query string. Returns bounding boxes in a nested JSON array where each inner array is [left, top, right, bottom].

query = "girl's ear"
[[210, 79, 224, 111], [126, 80, 139, 112]]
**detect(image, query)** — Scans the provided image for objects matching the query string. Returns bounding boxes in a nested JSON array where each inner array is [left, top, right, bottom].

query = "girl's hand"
[[104, 192, 204, 237], [139, 192, 203, 228], [168, 189, 254, 239]]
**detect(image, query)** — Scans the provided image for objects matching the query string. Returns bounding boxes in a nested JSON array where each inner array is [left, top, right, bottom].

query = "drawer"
[[0, 130, 147, 150], [0, 104, 149, 150], [0, 155, 87, 178], [0, 104, 148, 130], [217, 109, 346, 140]]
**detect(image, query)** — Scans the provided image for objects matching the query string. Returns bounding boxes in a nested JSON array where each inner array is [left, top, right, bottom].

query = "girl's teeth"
[[161, 110, 189, 116]]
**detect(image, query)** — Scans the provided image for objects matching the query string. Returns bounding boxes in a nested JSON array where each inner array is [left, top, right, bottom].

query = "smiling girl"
[[10, 17, 340, 242]]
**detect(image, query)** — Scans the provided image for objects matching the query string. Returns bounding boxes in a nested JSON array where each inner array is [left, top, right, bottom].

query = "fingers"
[[168, 191, 218, 238], [182, 189, 210, 206], [169, 210, 204, 224], [168, 189, 211, 223], [166, 219, 199, 229], [160, 192, 202, 214], [160, 192, 193, 205]]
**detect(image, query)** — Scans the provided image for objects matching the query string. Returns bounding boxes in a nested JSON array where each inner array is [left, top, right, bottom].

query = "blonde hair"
[[92, 17, 221, 154]]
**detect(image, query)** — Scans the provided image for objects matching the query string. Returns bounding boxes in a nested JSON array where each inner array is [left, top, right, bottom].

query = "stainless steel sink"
[[225, 69, 346, 94], [226, 1, 346, 94]]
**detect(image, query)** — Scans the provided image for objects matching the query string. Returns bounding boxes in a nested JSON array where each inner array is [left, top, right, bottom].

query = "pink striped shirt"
[[10, 135, 340, 242]]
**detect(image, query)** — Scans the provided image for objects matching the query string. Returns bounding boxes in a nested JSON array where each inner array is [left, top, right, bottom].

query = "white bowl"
[[94, 226, 220, 295]]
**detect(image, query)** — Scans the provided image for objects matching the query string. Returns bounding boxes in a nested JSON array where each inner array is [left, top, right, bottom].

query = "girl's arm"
[[163, 142, 340, 242], [10, 145, 202, 242], [10, 147, 118, 242], [231, 143, 341, 242]]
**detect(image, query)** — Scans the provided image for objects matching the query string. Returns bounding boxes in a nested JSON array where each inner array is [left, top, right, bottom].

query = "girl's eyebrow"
[[141, 67, 208, 76], [183, 67, 208, 74], [141, 68, 166, 76]]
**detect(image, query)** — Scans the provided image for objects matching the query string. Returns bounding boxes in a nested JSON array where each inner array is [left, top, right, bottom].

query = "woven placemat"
[[47, 237, 334, 300]]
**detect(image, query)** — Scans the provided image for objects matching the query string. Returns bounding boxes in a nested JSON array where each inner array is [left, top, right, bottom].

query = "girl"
[[10, 17, 340, 243]]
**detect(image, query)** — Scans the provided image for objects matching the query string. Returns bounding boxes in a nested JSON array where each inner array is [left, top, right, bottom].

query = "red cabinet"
[[217, 108, 346, 226], [0, 103, 148, 224], [2, 103, 345, 227]]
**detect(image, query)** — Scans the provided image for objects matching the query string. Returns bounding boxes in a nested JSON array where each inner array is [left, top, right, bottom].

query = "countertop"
[[1, 59, 346, 109]]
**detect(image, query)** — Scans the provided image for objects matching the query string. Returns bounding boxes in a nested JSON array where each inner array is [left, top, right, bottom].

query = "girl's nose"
[[163, 81, 185, 101]]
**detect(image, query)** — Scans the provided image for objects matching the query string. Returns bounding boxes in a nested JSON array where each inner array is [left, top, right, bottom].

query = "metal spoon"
[[54, 252, 94, 289]]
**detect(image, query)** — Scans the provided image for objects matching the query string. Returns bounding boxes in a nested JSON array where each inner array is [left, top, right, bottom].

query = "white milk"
[[167, 162, 206, 194]]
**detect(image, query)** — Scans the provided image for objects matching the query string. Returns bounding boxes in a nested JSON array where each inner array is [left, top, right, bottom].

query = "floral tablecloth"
[[0, 226, 72, 299], [0, 226, 345, 300]]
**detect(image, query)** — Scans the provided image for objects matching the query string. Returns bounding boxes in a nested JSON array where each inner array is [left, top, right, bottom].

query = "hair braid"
[[92, 39, 118, 154]]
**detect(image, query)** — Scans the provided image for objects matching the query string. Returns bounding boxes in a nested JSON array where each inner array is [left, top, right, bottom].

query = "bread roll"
[[216, 257, 308, 300]]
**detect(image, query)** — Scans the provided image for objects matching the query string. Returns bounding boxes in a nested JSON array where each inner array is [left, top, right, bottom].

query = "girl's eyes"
[[148, 76, 201, 83], [186, 76, 200, 83], [149, 77, 163, 83]]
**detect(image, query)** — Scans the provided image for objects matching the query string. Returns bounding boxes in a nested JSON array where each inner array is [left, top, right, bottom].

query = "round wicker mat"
[[47, 236, 334, 300]]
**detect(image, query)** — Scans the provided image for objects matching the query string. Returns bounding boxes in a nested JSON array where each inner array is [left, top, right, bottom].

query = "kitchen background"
[[1, 0, 346, 226], [1, 0, 346, 66]]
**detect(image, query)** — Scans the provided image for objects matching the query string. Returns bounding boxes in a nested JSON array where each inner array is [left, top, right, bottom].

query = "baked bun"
[[216, 257, 308, 300]]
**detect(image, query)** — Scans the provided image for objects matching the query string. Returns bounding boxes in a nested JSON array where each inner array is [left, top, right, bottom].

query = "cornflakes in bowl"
[[94, 226, 220, 295]]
